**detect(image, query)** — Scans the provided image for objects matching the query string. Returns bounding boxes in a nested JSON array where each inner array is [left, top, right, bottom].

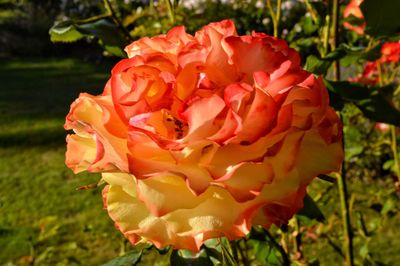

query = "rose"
[[350, 61, 379, 85], [343, 0, 366, 35], [350, 41, 400, 86], [65, 20, 343, 251], [380, 42, 400, 64]]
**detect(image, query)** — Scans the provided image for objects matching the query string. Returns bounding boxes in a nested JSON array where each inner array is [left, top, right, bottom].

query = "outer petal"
[[103, 172, 251, 251], [65, 93, 128, 173]]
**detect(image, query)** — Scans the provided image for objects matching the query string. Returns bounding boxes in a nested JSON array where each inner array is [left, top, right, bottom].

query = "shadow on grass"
[[0, 127, 67, 148], [0, 57, 113, 118], [0, 57, 113, 148]]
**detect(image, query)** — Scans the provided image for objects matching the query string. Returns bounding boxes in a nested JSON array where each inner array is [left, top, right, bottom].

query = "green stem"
[[318, 174, 337, 183], [264, 230, 290, 266], [236, 240, 249, 266], [390, 121, 400, 189], [76, 13, 111, 24], [304, 0, 318, 23], [330, 0, 354, 264], [322, 15, 331, 57], [165, 0, 175, 24], [149, 0, 154, 13], [266, 0, 282, 37], [229, 240, 239, 263], [337, 167, 354, 266], [331, 0, 340, 80], [275, 0, 282, 37], [377, 59, 400, 189], [103, 0, 133, 42]]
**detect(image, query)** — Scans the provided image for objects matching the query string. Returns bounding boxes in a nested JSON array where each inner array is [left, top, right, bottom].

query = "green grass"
[[0, 57, 125, 265]]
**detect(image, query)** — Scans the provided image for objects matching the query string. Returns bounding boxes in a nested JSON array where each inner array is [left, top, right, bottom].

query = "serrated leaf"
[[297, 194, 325, 223], [361, 0, 400, 37], [49, 20, 85, 43], [325, 80, 400, 126], [102, 249, 142, 266], [49, 19, 127, 57]]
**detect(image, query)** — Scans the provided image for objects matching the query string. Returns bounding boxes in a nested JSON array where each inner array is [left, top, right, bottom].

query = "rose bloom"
[[65, 20, 343, 251], [350, 61, 379, 86], [352, 41, 400, 86], [380, 41, 400, 64], [343, 0, 366, 35]]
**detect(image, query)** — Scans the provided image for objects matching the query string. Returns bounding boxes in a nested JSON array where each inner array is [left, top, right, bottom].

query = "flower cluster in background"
[[352, 41, 400, 86], [343, 0, 365, 35]]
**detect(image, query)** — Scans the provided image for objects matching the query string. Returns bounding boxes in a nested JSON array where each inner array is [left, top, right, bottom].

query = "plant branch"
[[390, 125, 400, 188], [331, 0, 340, 80], [377, 59, 400, 190], [76, 13, 111, 24], [264, 230, 290, 266], [103, 0, 133, 42], [318, 174, 337, 183], [328, 0, 354, 264], [266, 0, 282, 37], [165, 0, 175, 24]]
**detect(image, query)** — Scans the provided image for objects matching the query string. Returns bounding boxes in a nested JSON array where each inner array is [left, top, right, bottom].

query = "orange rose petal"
[[181, 94, 226, 142], [214, 161, 274, 202], [231, 87, 277, 143]]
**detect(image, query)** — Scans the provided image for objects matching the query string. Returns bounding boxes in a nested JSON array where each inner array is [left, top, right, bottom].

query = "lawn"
[[0, 57, 127, 265]]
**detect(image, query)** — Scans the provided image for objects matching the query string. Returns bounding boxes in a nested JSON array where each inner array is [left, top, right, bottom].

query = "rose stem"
[[229, 240, 239, 263], [377, 61, 400, 189], [266, 0, 282, 37], [264, 230, 290, 266], [165, 0, 176, 24], [103, 0, 133, 42], [390, 126, 400, 188], [330, 0, 354, 265]]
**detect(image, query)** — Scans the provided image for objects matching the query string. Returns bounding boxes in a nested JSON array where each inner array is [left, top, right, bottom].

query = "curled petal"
[[65, 93, 128, 172]]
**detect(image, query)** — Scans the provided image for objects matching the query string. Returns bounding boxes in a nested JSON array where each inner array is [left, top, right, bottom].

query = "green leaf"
[[297, 194, 325, 223], [338, 43, 382, 66], [169, 249, 214, 266], [49, 20, 85, 43], [305, 55, 332, 75], [49, 19, 127, 57], [361, 0, 400, 37], [381, 197, 396, 215], [77, 19, 125, 47], [302, 16, 318, 35], [325, 80, 400, 126], [383, 159, 394, 171], [220, 239, 238, 266], [102, 249, 142, 266], [252, 240, 280, 266], [76, 19, 127, 57]]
